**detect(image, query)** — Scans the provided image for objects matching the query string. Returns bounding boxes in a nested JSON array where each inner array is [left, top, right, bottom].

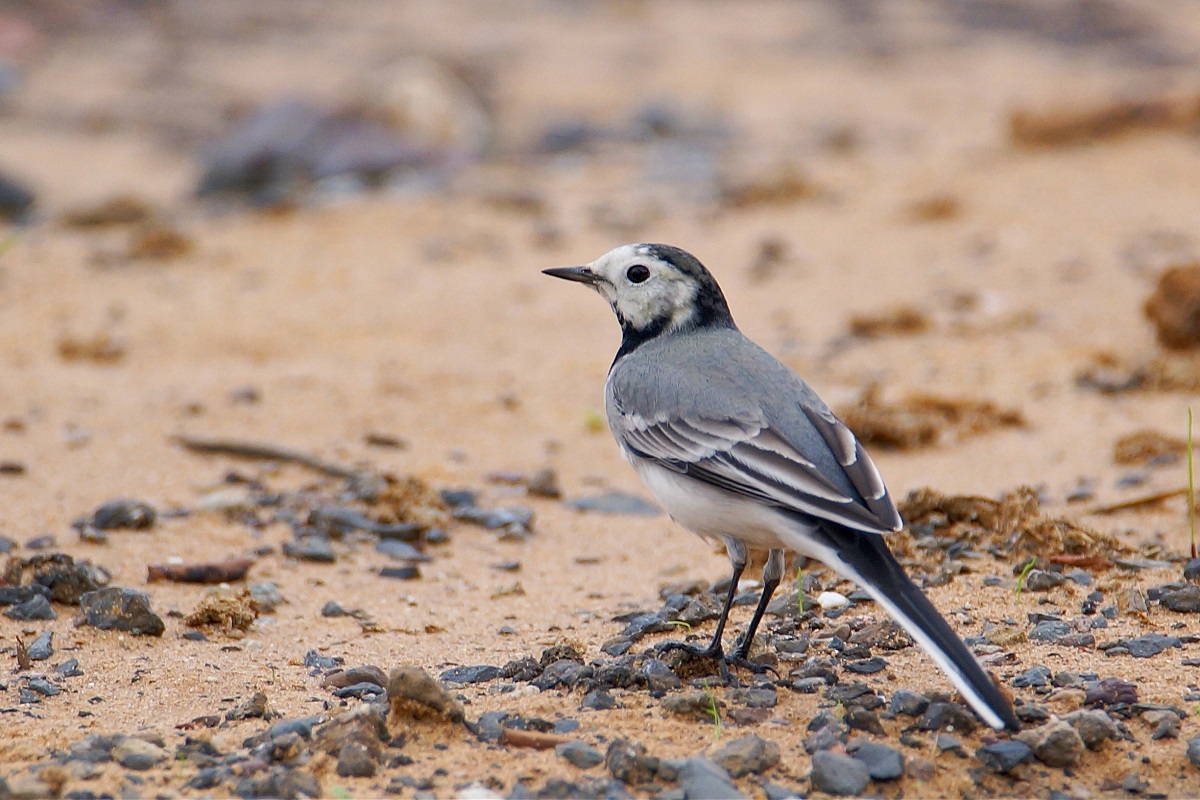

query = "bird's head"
[[543, 243, 734, 338]]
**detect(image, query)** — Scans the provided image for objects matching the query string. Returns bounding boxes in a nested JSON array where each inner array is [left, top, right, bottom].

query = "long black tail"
[[814, 523, 1020, 731]]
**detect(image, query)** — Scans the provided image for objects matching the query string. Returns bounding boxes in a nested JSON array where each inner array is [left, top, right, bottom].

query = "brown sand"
[[2, 1, 1200, 797]]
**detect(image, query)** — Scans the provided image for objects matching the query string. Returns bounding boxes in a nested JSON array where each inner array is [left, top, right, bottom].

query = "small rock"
[[1161, 584, 1200, 613], [336, 741, 377, 778], [248, 582, 285, 613], [321, 665, 389, 690], [1023, 570, 1066, 591], [380, 565, 421, 580], [1123, 633, 1182, 658], [817, 591, 850, 610], [441, 665, 501, 684], [620, 612, 672, 641], [25, 630, 53, 661], [1019, 720, 1085, 767], [707, 735, 780, 778], [77, 587, 165, 636], [810, 749, 870, 796], [678, 758, 745, 800], [889, 690, 930, 717], [556, 741, 604, 770], [917, 701, 978, 733], [283, 536, 336, 563], [226, 692, 269, 721], [1028, 620, 1072, 642], [113, 736, 168, 770], [91, 499, 156, 530], [1012, 665, 1052, 688], [976, 740, 1033, 774], [1085, 676, 1138, 706], [1186, 734, 1200, 768], [5, 594, 56, 621], [580, 690, 618, 711], [375, 539, 430, 561], [54, 658, 83, 677], [606, 739, 660, 785], [26, 678, 60, 697], [844, 657, 886, 674], [849, 740, 904, 780], [1063, 708, 1119, 749], [526, 468, 561, 498], [566, 492, 659, 515], [936, 733, 965, 756], [1144, 264, 1200, 349], [386, 666, 464, 723], [1143, 708, 1181, 740], [845, 707, 885, 736]]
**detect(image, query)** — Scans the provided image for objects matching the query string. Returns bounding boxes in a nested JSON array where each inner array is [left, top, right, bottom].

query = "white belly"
[[632, 458, 823, 555]]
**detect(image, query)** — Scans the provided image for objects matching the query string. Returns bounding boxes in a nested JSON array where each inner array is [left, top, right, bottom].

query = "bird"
[[543, 242, 1020, 732]]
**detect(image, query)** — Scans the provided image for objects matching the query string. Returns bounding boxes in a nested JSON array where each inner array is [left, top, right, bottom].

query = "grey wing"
[[615, 405, 902, 535]]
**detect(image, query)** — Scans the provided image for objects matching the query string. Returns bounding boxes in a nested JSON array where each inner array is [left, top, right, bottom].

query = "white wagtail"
[[544, 243, 1019, 731]]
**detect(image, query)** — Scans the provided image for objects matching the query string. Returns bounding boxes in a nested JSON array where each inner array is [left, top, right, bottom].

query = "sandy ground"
[[3, 1, 1200, 797]]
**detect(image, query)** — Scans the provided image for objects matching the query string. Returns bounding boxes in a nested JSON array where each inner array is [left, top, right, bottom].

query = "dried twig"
[[172, 434, 360, 479], [1088, 488, 1190, 516]]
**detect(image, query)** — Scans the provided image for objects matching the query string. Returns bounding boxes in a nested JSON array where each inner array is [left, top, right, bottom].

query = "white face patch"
[[586, 244, 699, 332]]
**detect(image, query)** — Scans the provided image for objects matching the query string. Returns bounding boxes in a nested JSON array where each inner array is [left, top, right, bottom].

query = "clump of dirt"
[[56, 331, 126, 364], [1144, 264, 1200, 349], [904, 194, 961, 222], [894, 486, 1133, 576], [1077, 351, 1200, 393], [847, 306, 931, 339], [838, 388, 1025, 450], [1009, 91, 1200, 149], [719, 167, 822, 209], [376, 474, 449, 530], [59, 195, 153, 229], [387, 666, 465, 724], [1113, 430, 1187, 466], [184, 587, 258, 632]]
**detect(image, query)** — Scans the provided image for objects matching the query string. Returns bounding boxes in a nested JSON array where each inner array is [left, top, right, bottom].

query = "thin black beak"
[[542, 266, 600, 285]]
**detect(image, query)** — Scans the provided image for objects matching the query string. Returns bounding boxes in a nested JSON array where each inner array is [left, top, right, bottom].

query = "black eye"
[[626, 264, 650, 283]]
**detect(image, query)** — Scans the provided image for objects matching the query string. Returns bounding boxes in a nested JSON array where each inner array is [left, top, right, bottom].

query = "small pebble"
[[849, 740, 904, 780], [566, 491, 659, 515], [380, 565, 421, 580], [1186, 734, 1200, 769], [77, 587, 165, 636], [26, 630, 53, 661], [1013, 665, 1052, 688], [707, 734, 780, 778], [556, 740, 604, 770], [817, 591, 850, 611], [5, 594, 56, 621], [678, 758, 745, 800], [92, 499, 156, 530], [440, 665, 501, 684], [976, 740, 1034, 774], [809, 749, 869, 796], [283, 536, 336, 563], [1019, 719, 1085, 767]]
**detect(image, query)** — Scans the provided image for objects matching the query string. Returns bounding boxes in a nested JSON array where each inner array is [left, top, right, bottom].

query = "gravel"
[[77, 587, 165, 636]]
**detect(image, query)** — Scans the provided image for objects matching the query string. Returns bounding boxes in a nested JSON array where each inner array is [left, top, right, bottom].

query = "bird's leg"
[[728, 548, 784, 674], [655, 539, 747, 679]]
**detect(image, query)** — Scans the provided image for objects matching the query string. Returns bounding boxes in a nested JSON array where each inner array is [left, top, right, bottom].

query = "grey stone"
[[976, 740, 1033, 774], [92, 499, 156, 530], [1186, 734, 1200, 768], [336, 741, 377, 778], [849, 741, 904, 780], [1063, 709, 1119, 749], [556, 741, 604, 770], [708, 735, 780, 778], [606, 739, 659, 785], [566, 492, 659, 515], [1162, 584, 1200, 613], [1028, 620, 1071, 642], [1019, 720, 1085, 767], [440, 665, 500, 684], [26, 630, 53, 660], [375, 539, 430, 561], [917, 701, 978, 733], [283, 536, 336, 563], [1124, 633, 1182, 658], [1023, 570, 1066, 591], [679, 758, 745, 800], [5, 594, 56, 621], [1012, 665, 1051, 688], [888, 690, 930, 717], [248, 581, 284, 613], [113, 736, 168, 770], [810, 750, 870, 796], [844, 657, 886, 674], [77, 588, 164, 636]]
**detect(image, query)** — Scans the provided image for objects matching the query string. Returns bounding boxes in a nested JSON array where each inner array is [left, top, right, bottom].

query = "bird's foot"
[[652, 640, 734, 683]]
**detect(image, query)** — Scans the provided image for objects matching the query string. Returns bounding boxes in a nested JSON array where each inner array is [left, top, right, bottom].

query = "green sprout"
[[1015, 557, 1037, 599], [667, 620, 692, 630], [796, 563, 804, 615], [703, 682, 721, 740]]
